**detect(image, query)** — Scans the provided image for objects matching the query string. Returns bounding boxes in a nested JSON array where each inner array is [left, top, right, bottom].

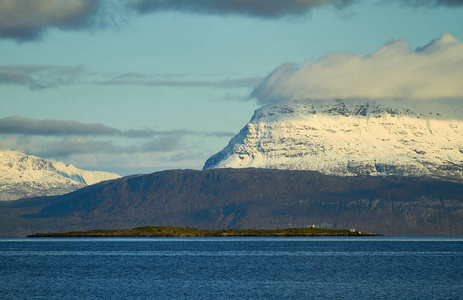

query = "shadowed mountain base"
[[1, 168, 462, 237]]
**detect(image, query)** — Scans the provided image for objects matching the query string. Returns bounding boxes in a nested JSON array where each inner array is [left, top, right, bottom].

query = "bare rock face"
[[204, 98, 463, 179], [0, 151, 120, 201]]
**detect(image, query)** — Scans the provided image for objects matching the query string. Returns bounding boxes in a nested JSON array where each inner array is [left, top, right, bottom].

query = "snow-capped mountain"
[[0, 151, 120, 201], [204, 98, 463, 179]]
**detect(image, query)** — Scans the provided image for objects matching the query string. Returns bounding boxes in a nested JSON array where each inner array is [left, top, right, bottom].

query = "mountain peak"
[[204, 98, 463, 179]]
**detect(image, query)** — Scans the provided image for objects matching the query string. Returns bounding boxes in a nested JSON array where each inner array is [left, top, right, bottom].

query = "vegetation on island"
[[27, 226, 381, 237]]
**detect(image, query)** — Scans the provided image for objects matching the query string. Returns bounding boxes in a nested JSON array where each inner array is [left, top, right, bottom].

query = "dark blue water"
[[1, 237, 462, 299]]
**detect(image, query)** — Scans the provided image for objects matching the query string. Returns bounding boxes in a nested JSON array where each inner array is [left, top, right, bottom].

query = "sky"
[[1, 0, 463, 176]]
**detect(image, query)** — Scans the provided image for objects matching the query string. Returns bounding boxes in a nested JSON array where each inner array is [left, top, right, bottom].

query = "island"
[[27, 226, 381, 237]]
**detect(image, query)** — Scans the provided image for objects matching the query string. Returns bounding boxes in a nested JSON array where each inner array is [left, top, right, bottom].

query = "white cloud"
[[251, 33, 463, 104]]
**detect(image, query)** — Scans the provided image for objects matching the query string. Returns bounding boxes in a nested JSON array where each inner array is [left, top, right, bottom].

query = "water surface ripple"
[[1, 237, 462, 299]]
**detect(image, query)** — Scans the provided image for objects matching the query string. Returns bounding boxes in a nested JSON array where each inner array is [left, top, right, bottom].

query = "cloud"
[[33, 136, 182, 157], [0, 115, 234, 138], [251, 33, 463, 104], [0, 115, 119, 136], [0, 115, 232, 173], [0, 65, 261, 91], [1, 1, 462, 41], [0, 0, 101, 41], [36, 136, 117, 157], [222, 93, 253, 102], [64, 152, 205, 175], [128, 0, 463, 18], [0, 0, 357, 41], [399, 0, 463, 7], [138, 136, 180, 152], [0, 65, 85, 89], [0, 134, 211, 174], [124, 128, 235, 138], [0, 115, 232, 170], [99, 76, 262, 89], [128, 0, 355, 18], [0, 135, 172, 157]]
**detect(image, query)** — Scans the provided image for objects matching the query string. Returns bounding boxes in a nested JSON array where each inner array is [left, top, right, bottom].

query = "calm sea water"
[[1, 237, 462, 299]]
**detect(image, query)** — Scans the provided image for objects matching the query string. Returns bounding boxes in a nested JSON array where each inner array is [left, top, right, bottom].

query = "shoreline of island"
[[27, 226, 382, 237]]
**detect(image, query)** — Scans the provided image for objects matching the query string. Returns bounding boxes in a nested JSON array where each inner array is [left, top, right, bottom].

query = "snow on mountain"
[[0, 151, 120, 201], [204, 98, 463, 179], [52, 161, 120, 185]]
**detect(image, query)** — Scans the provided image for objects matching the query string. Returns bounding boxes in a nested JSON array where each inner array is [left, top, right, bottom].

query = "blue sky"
[[1, 0, 463, 175]]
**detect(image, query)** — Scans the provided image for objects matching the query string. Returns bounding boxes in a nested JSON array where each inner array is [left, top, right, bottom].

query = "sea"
[[1, 237, 462, 299]]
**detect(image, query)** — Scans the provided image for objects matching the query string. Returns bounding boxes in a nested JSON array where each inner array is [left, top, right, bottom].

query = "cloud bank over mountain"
[[251, 33, 463, 104]]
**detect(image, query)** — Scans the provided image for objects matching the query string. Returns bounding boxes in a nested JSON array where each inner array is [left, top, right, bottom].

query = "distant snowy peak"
[[52, 161, 120, 185], [204, 98, 463, 179], [52, 162, 86, 184], [0, 151, 120, 201]]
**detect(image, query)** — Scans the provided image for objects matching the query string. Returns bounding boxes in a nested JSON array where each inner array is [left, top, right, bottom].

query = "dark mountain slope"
[[1, 168, 463, 237]]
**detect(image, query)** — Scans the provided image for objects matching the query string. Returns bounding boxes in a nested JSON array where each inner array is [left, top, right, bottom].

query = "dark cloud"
[[127, 0, 463, 20], [128, 0, 463, 18], [36, 136, 180, 157], [0, 115, 234, 138], [128, 0, 355, 18], [1, 0, 462, 42], [0, 115, 234, 167], [0, 65, 84, 89], [0, 135, 117, 157], [37, 137, 117, 157], [0, 135, 180, 158], [0, 0, 101, 41], [0, 116, 119, 136]]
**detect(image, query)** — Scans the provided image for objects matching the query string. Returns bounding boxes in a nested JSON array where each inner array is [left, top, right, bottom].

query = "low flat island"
[[28, 226, 381, 237]]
